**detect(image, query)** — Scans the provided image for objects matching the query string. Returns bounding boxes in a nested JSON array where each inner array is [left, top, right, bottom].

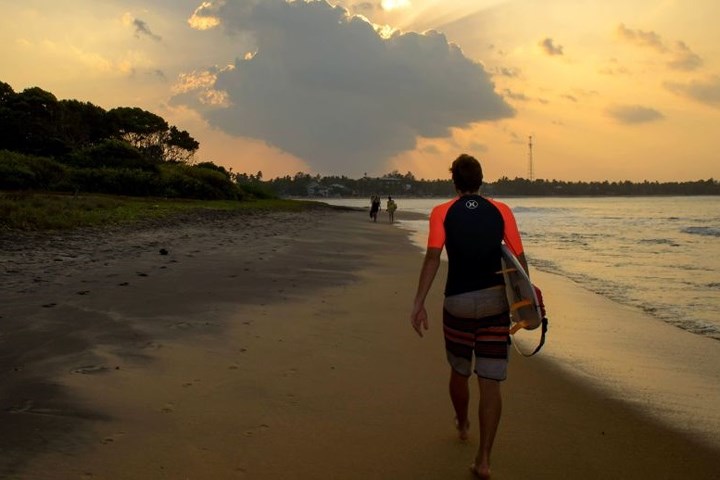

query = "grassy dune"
[[0, 192, 319, 231]]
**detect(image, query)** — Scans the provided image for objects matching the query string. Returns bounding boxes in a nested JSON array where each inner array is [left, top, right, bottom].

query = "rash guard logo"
[[465, 199, 479, 209]]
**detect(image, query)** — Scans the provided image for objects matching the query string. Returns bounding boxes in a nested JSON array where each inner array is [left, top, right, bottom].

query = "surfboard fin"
[[509, 299, 533, 312]]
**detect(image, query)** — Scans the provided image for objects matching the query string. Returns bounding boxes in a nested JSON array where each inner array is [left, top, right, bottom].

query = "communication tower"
[[527, 135, 534, 181]]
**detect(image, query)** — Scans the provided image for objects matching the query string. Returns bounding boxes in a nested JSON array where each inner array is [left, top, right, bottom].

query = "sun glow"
[[188, 2, 221, 30], [381, 0, 411, 11], [375, 24, 397, 39]]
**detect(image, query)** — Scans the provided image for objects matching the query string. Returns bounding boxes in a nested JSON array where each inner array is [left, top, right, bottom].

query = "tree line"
[[0, 81, 268, 200], [262, 170, 719, 197]]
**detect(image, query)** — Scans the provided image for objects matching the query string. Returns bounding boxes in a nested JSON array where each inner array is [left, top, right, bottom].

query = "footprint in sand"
[[244, 424, 270, 437], [170, 321, 194, 330], [118, 282, 129, 287], [161, 403, 175, 413], [136, 272, 148, 277], [6, 399, 34, 413], [282, 368, 298, 377], [101, 432, 126, 445], [139, 341, 162, 350], [76, 290, 90, 295], [42, 303, 57, 308], [71, 365, 109, 375]]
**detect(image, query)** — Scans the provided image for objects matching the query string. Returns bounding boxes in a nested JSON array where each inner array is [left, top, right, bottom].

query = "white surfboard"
[[499, 245, 543, 335]]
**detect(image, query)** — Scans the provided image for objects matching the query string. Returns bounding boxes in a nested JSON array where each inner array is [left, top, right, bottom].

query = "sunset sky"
[[1, 0, 718, 181]]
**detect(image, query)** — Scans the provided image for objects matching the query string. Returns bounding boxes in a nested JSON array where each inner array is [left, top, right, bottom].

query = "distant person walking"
[[410, 154, 537, 479], [386, 196, 397, 223], [369, 194, 381, 222]]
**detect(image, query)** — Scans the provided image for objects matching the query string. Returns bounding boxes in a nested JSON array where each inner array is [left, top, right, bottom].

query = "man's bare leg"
[[449, 369, 470, 440], [471, 377, 502, 479]]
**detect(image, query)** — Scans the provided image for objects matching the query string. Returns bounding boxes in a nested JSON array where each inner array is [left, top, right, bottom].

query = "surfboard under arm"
[[499, 245, 548, 356], [499, 245, 542, 332]]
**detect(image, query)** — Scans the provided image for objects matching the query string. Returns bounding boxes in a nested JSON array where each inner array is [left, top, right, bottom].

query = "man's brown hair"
[[450, 154, 483, 192]]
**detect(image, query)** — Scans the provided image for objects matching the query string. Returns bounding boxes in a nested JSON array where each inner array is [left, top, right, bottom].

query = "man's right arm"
[[410, 247, 442, 337]]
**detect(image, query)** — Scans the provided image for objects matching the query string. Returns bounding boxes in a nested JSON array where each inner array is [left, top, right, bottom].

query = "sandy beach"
[[1, 206, 719, 479]]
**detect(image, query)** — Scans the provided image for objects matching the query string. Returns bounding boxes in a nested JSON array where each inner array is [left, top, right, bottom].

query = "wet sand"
[[1, 206, 719, 479]]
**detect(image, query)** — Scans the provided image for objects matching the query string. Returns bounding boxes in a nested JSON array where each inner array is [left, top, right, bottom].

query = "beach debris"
[[159, 248, 168, 255]]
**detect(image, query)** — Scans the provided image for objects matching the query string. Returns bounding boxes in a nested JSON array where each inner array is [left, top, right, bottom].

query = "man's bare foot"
[[455, 417, 470, 441], [469, 463, 490, 479]]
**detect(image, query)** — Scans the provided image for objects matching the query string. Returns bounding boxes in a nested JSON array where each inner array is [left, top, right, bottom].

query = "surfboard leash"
[[511, 316, 549, 357]]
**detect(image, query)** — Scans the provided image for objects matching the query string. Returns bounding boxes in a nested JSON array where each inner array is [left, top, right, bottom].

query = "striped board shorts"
[[442, 286, 510, 381]]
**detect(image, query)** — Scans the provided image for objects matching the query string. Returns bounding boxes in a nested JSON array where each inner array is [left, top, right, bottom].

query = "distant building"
[[306, 182, 351, 197]]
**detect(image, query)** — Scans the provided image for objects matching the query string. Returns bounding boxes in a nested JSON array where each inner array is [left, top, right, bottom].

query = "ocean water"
[[323, 196, 720, 342]]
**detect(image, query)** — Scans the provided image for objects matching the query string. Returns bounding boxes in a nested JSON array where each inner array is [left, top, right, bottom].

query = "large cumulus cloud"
[[174, 0, 513, 175]]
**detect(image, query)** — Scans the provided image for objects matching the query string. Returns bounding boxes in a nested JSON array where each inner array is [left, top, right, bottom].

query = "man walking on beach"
[[370, 194, 381, 222], [386, 196, 397, 223], [410, 154, 528, 479]]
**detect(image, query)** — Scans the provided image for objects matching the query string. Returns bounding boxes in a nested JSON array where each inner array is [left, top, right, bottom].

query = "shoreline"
[[1, 208, 719, 478], [529, 268, 720, 448]]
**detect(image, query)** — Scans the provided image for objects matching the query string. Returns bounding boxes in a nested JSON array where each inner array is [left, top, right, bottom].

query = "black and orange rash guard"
[[428, 195, 524, 297]]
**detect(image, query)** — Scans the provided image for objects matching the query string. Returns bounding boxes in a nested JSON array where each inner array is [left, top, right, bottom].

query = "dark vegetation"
[[263, 171, 720, 198], [0, 81, 275, 201]]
